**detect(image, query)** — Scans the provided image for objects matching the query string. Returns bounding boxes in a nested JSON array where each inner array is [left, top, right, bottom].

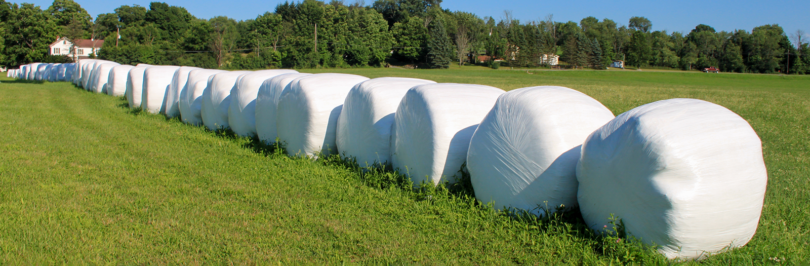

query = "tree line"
[[1, 0, 808, 74]]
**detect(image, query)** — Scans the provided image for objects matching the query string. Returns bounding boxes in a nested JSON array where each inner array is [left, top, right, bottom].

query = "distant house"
[[611, 60, 625, 69], [540, 54, 559, 66], [49, 37, 104, 59]]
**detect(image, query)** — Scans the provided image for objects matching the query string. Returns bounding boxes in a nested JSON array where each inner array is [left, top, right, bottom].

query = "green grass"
[[0, 69, 808, 264]]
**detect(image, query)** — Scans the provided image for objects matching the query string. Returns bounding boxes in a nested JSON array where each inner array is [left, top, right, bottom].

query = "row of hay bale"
[[54, 61, 766, 260], [8, 62, 76, 82]]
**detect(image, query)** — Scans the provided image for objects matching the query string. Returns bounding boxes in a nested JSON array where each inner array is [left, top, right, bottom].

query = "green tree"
[[4, 3, 59, 65], [115, 5, 147, 27], [391, 16, 427, 63], [590, 38, 602, 69], [62, 16, 84, 62], [627, 30, 650, 67], [628, 16, 651, 33], [745, 24, 784, 73], [209, 16, 238, 67], [145, 2, 193, 41], [93, 13, 120, 40], [426, 17, 452, 68], [46, 0, 91, 31]]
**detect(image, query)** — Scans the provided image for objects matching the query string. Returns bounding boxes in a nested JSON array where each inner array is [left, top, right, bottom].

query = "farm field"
[[0, 69, 808, 264]]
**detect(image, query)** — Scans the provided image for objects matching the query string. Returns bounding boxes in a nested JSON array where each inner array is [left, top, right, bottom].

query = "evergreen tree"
[[426, 17, 452, 68], [591, 38, 603, 69], [575, 32, 589, 68]]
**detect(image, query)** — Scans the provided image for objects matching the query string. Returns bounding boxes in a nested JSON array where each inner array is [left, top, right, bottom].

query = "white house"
[[540, 54, 559, 66], [49, 37, 104, 59]]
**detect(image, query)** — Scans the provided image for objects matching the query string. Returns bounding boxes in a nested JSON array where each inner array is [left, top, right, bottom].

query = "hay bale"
[[125, 65, 150, 109], [107, 65, 135, 96], [201, 71, 252, 131], [277, 73, 370, 157], [141, 66, 180, 114], [255, 73, 312, 144], [391, 83, 504, 186], [228, 70, 298, 137], [466, 86, 614, 215], [164, 66, 201, 118], [336, 77, 436, 166], [180, 69, 226, 125], [577, 98, 767, 259]]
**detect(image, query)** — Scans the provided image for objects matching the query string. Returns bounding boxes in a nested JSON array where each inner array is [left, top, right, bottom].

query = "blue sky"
[[13, 0, 810, 39]]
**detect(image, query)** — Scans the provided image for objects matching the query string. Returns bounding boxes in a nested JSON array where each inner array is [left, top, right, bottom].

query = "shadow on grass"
[[109, 91, 666, 264], [4, 79, 46, 84]]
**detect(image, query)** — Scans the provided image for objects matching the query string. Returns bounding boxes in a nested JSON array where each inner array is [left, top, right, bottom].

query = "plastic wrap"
[[85, 60, 115, 90], [19, 65, 27, 79], [106, 65, 135, 96], [277, 74, 370, 157], [336, 77, 436, 166], [74, 59, 99, 85], [63, 63, 75, 81], [202, 71, 252, 131], [35, 64, 48, 81], [81, 61, 100, 89], [180, 69, 226, 125], [55, 64, 68, 81], [391, 83, 504, 186], [576, 98, 767, 259], [91, 63, 119, 93], [255, 73, 312, 144], [228, 70, 298, 137], [125, 65, 150, 109], [466, 86, 614, 215], [141, 66, 180, 114], [164, 66, 201, 118], [45, 64, 59, 81]]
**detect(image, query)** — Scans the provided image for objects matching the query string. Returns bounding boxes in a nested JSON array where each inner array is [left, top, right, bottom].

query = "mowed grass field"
[[0, 68, 808, 264]]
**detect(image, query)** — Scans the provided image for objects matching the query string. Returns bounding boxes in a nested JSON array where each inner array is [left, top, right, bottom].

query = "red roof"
[[50, 37, 104, 48], [73, 39, 104, 48]]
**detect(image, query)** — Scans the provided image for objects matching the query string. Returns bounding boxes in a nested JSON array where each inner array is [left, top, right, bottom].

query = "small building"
[[49, 37, 104, 59], [540, 54, 559, 66], [611, 60, 625, 69]]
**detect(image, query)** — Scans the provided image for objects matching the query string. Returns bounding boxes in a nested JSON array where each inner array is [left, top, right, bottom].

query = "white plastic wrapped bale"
[[180, 69, 226, 125], [164, 66, 201, 118], [202, 71, 252, 131], [35, 64, 49, 81], [85, 60, 114, 89], [125, 65, 150, 109], [228, 70, 299, 137], [466, 86, 615, 215], [141, 66, 180, 114], [74, 59, 97, 85], [391, 84, 504, 186], [48, 64, 61, 81], [277, 74, 370, 157], [81, 61, 100, 89], [255, 73, 312, 144], [52, 64, 64, 81], [336, 77, 436, 166], [42, 64, 54, 81], [576, 98, 767, 260], [91, 63, 119, 93], [106, 65, 134, 96], [20, 65, 28, 79], [63, 63, 75, 81]]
